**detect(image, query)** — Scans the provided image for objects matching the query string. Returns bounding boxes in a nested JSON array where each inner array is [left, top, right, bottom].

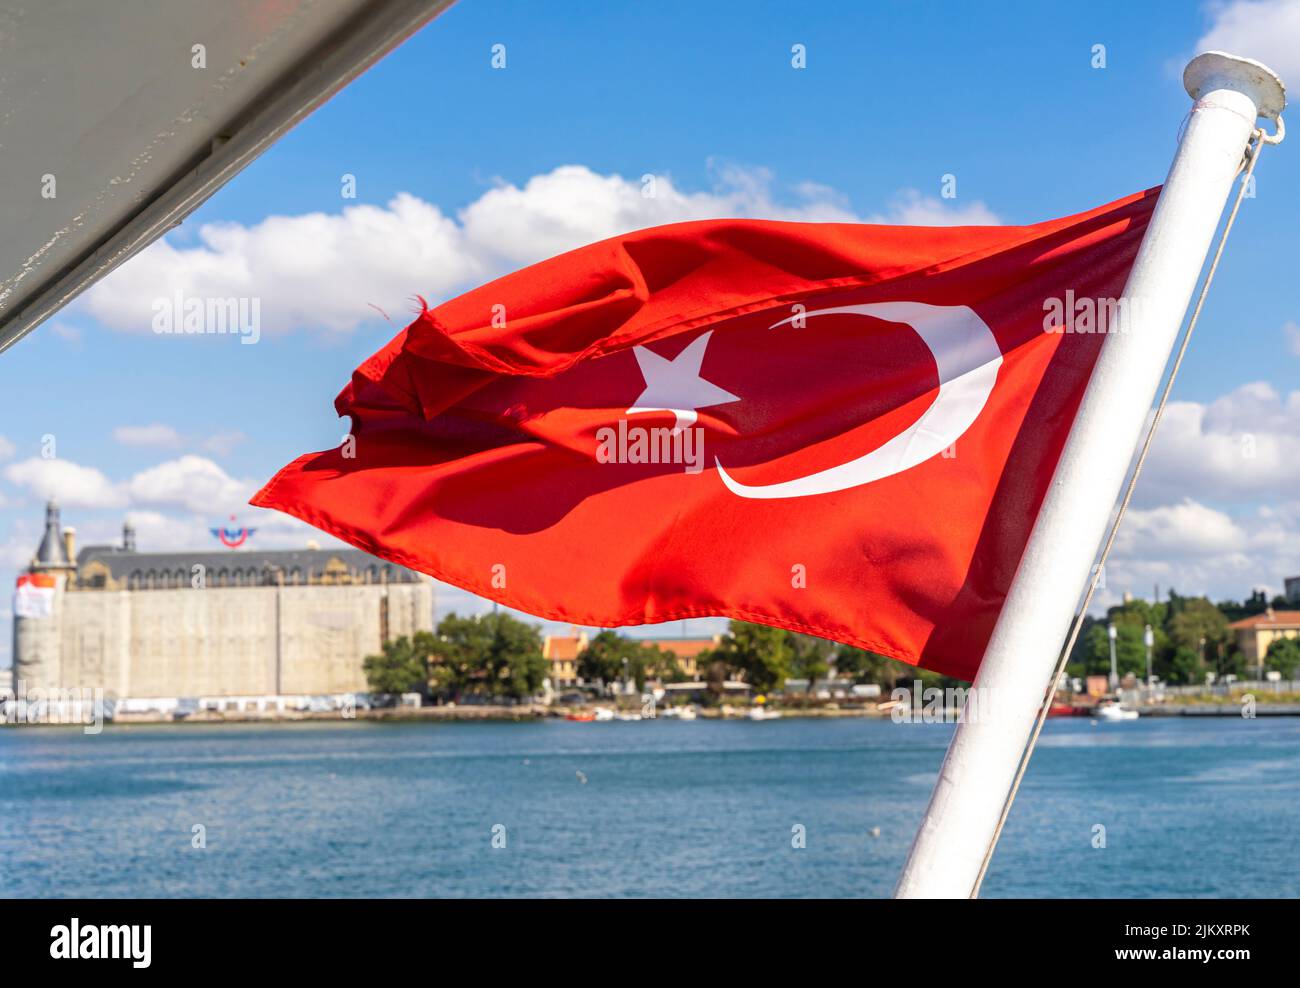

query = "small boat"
[[1095, 701, 1139, 721], [593, 706, 616, 721], [746, 707, 782, 721], [1047, 701, 1079, 717], [565, 711, 595, 722], [615, 711, 642, 722]]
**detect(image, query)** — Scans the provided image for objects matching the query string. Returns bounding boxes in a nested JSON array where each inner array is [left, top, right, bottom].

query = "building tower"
[[31, 499, 77, 576], [14, 500, 74, 693]]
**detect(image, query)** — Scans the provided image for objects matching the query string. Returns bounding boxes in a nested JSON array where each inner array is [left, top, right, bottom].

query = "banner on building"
[[14, 573, 57, 618]]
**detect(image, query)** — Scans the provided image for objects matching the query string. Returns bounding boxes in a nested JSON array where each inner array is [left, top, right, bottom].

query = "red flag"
[[253, 189, 1157, 680]]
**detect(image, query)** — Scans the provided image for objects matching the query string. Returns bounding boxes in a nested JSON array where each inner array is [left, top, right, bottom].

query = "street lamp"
[[1143, 624, 1155, 687], [1107, 623, 1119, 691]]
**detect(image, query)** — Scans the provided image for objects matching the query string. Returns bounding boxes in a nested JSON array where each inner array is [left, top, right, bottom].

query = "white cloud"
[[457, 163, 861, 270], [1195, 1, 1300, 89], [4, 458, 126, 509], [1115, 499, 1246, 558], [48, 321, 82, 344], [1136, 382, 1300, 505], [1102, 497, 1300, 605], [867, 189, 1002, 226], [81, 164, 999, 337], [200, 430, 247, 457], [1284, 320, 1300, 355], [83, 192, 478, 335], [5, 453, 256, 518], [0, 526, 42, 570], [1091, 378, 1300, 603], [127, 455, 252, 515], [1, 450, 335, 565], [112, 424, 247, 457], [0, 435, 15, 461], [113, 424, 182, 448]]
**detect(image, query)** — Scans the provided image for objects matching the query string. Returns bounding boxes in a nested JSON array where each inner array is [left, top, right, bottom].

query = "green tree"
[[576, 630, 660, 691], [701, 657, 729, 700], [833, 645, 929, 690], [428, 612, 547, 700], [1265, 637, 1300, 678], [1166, 645, 1205, 686], [1165, 597, 1231, 683], [362, 635, 429, 696], [1078, 620, 1148, 680], [787, 632, 831, 691], [647, 645, 686, 684], [706, 621, 794, 693]]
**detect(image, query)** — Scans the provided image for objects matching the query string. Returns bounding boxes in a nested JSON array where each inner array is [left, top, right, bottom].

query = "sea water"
[[1, 716, 1295, 898]]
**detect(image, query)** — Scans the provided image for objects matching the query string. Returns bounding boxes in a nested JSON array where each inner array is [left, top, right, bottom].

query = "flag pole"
[[894, 51, 1286, 899]]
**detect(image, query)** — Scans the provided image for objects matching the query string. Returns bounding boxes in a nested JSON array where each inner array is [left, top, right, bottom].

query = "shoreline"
[[5, 700, 1299, 728]]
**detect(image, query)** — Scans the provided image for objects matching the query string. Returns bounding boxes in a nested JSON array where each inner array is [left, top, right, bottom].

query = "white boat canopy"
[[0, 0, 451, 352]]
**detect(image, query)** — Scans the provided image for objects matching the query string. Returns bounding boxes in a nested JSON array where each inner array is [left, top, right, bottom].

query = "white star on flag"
[[627, 330, 739, 430]]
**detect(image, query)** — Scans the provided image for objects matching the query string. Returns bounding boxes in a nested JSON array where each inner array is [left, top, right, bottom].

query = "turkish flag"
[[254, 189, 1156, 680]]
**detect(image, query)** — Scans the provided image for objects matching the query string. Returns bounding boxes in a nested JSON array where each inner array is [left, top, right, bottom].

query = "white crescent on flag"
[[715, 301, 1004, 499]]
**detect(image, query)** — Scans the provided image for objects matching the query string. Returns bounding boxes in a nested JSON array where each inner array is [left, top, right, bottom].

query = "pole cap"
[[1185, 51, 1286, 121]]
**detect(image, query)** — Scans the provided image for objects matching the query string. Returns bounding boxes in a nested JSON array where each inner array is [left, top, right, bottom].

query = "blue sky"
[[3, 0, 1299, 664]]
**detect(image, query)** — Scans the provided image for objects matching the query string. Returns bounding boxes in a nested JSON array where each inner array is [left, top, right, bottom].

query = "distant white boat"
[[746, 707, 782, 721], [593, 706, 615, 722], [615, 711, 642, 722], [663, 705, 697, 720], [1095, 701, 1139, 721]]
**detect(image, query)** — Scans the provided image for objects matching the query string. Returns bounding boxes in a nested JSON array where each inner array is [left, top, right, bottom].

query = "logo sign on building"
[[211, 515, 257, 548], [14, 573, 57, 618]]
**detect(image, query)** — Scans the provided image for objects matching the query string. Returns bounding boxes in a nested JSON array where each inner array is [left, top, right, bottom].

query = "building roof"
[[75, 544, 424, 585], [1229, 610, 1300, 629], [33, 501, 71, 568], [543, 635, 587, 661], [638, 637, 719, 658]]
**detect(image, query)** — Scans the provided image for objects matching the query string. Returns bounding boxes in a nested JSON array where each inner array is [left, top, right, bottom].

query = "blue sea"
[[1, 716, 1296, 898]]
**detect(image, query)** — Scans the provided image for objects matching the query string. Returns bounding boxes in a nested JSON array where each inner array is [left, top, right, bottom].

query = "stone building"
[[12, 501, 433, 699]]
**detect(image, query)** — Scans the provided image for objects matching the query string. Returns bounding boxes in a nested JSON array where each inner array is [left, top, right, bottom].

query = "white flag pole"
[[894, 51, 1285, 900]]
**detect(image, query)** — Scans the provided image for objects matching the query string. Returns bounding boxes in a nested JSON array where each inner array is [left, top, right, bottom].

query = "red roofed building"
[[1229, 607, 1300, 668], [542, 632, 589, 687], [636, 637, 721, 680], [541, 632, 721, 686]]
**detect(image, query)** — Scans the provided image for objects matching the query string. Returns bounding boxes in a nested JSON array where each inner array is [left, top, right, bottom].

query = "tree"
[[787, 632, 831, 691], [577, 630, 659, 691], [647, 645, 686, 684], [1078, 619, 1148, 680], [427, 612, 547, 701], [701, 657, 730, 700], [1266, 637, 1300, 678], [363, 636, 429, 696], [834, 645, 918, 690], [1166, 597, 1231, 683], [706, 621, 794, 693], [1167, 646, 1205, 686]]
